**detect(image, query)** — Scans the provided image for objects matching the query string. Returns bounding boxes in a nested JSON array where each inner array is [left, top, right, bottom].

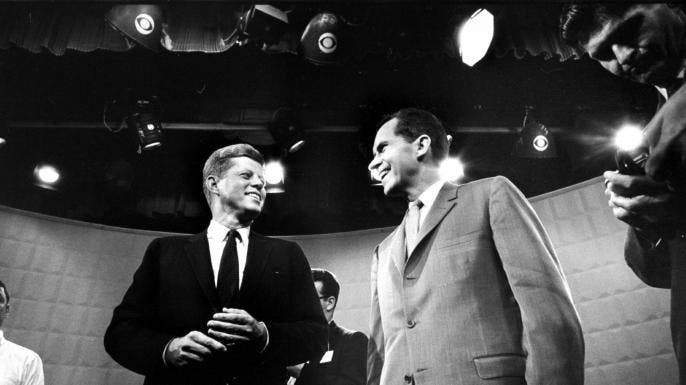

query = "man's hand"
[[164, 330, 226, 367], [644, 83, 686, 182], [603, 171, 686, 230], [207, 308, 268, 351]]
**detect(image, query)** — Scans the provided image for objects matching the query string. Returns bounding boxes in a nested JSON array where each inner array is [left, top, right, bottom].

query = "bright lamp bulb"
[[532, 135, 549, 152], [36, 165, 60, 184], [439, 157, 464, 182], [614, 125, 644, 152], [265, 161, 285, 185], [458, 9, 494, 67]]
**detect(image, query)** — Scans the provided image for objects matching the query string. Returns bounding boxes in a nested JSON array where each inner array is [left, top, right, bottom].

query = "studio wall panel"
[[0, 176, 677, 384]]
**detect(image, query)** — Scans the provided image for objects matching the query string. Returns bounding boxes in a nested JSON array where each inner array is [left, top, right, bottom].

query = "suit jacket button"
[[406, 319, 416, 328]]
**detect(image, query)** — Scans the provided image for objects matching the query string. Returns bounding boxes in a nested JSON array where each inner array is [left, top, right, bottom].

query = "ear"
[[325, 296, 337, 312], [205, 175, 220, 196], [415, 134, 432, 159]]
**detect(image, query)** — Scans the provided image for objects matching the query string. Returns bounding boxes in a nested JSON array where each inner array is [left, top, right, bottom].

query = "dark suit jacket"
[[626, 228, 686, 382], [295, 321, 368, 385], [104, 231, 327, 385]]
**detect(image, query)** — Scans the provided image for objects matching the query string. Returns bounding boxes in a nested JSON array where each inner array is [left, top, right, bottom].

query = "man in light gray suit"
[[366, 108, 584, 385]]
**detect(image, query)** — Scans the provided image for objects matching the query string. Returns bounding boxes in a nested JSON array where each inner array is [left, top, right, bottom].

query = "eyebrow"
[[373, 141, 387, 154]]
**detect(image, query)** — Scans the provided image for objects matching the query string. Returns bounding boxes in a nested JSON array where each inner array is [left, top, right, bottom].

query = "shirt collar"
[[411, 179, 444, 210], [207, 219, 250, 243], [655, 64, 685, 100]]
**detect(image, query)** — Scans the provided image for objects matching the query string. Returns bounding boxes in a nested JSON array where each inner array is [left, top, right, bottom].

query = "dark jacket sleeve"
[[260, 241, 327, 367], [104, 238, 174, 375], [332, 331, 368, 385], [625, 227, 672, 288]]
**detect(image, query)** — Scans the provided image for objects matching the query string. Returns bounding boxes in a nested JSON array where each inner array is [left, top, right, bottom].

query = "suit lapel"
[[407, 182, 459, 260], [388, 222, 408, 273], [239, 232, 272, 301], [184, 232, 220, 310]]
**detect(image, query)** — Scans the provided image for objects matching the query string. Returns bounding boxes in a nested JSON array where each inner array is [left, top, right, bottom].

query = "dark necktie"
[[217, 229, 240, 308]]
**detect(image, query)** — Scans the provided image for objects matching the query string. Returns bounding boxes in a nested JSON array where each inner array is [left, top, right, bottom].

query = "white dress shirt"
[[207, 219, 250, 288], [410, 179, 445, 230], [0, 330, 44, 385]]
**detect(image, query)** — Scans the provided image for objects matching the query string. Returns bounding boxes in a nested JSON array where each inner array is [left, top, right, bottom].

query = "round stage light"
[[265, 161, 285, 185], [532, 135, 549, 152], [439, 157, 464, 182]]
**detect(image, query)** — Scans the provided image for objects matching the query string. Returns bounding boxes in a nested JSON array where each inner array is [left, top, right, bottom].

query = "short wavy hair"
[[202, 144, 265, 204], [378, 108, 449, 163]]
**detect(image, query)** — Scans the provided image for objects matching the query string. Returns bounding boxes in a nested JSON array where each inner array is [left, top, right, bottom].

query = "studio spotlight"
[[126, 98, 163, 151], [456, 8, 494, 67], [514, 108, 557, 158], [439, 157, 465, 182], [269, 108, 306, 155], [0, 137, 5, 148], [301, 13, 347, 65], [33, 163, 61, 190], [106, 4, 164, 52], [265, 160, 285, 193]]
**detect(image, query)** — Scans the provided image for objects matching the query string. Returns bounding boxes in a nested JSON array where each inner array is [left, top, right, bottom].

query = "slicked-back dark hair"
[[559, 3, 634, 45], [311, 268, 340, 300], [0, 280, 8, 303], [202, 143, 265, 204], [378, 108, 449, 163]]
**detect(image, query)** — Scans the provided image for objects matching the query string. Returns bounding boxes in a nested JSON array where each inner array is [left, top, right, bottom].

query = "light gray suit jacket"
[[368, 176, 584, 385]]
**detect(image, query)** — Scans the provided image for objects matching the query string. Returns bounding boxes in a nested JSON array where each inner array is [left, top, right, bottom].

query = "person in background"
[[561, 4, 686, 381], [286, 268, 367, 385], [104, 144, 326, 385], [366, 108, 584, 385], [0, 279, 45, 385]]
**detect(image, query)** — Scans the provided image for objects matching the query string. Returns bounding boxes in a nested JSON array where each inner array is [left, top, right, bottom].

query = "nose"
[[368, 154, 381, 172], [611, 44, 635, 66], [251, 175, 264, 190]]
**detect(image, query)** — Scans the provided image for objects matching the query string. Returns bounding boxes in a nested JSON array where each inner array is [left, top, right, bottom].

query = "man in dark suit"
[[104, 144, 327, 385], [560, 4, 686, 381], [286, 269, 367, 385]]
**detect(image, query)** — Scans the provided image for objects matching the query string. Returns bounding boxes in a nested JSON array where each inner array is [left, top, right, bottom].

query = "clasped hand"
[[164, 308, 267, 368], [207, 308, 267, 349]]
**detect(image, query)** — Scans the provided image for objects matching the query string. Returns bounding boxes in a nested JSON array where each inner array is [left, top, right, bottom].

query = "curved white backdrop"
[[0, 177, 677, 384]]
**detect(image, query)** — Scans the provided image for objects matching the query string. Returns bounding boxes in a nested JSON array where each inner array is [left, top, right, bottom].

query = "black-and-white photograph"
[[0, 2, 684, 385]]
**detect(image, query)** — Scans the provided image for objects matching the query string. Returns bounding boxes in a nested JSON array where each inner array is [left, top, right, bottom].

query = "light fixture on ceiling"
[[230, 4, 290, 49], [126, 98, 163, 152], [265, 160, 285, 193], [269, 108, 306, 156], [301, 12, 347, 65], [106, 4, 164, 52], [33, 163, 61, 190], [514, 107, 557, 158], [455, 8, 495, 67]]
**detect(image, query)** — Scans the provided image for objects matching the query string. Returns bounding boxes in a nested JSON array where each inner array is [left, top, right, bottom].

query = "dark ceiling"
[[0, 2, 657, 235]]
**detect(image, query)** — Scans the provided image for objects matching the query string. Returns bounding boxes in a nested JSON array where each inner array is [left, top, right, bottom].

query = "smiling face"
[[584, 4, 685, 87], [212, 156, 266, 222], [368, 118, 420, 198]]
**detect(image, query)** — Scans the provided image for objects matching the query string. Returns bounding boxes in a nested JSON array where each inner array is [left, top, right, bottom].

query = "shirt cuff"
[[162, 338, 174, 366], [258, 321, 269, 353]]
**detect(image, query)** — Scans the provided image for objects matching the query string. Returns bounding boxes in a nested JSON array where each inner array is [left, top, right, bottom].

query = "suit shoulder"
[[458, 175, 521, 195], [337, 325, 368, 340], [150, 234, 194, 247]]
